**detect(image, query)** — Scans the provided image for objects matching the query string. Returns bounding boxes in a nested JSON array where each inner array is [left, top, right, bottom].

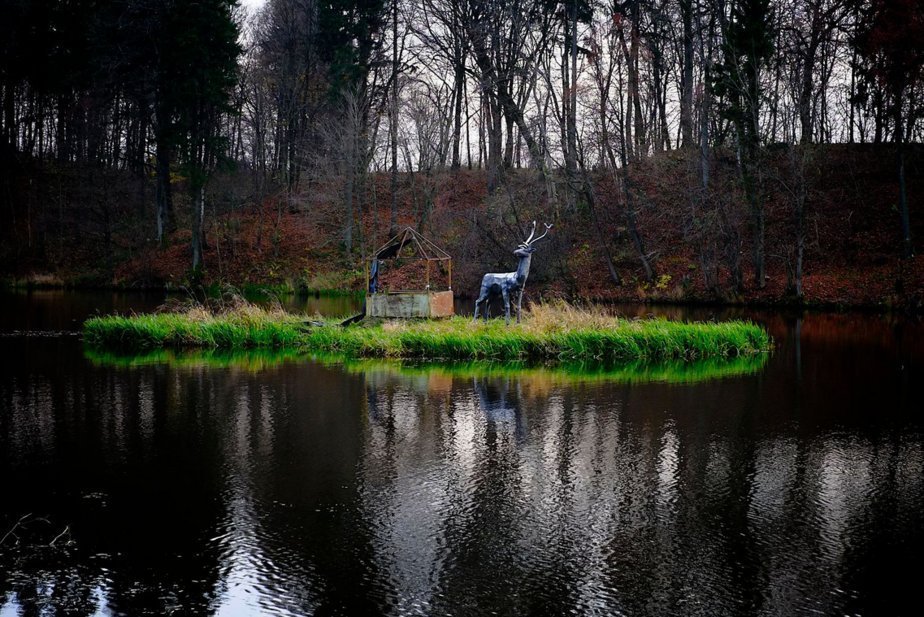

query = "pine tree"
[[854, 0, 924, 258], [712, 0, 775, 156], [711, 0, 775, 289], [160, 0, 242, 274], [318, 0, 388, 96]]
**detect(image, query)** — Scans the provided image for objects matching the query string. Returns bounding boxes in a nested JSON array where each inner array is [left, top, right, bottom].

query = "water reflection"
[[348, 340, 923, 616], [85, 348, 771, 385], [345, 355, 770, 385], [1, 307, 923, 616], [83, 347, 309, 371]]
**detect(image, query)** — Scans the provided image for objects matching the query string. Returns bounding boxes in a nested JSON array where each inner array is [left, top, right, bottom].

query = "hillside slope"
[[1, 144, 921, 309]]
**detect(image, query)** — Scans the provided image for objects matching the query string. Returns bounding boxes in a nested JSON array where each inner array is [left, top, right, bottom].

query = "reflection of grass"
[[84, 301, 772, 361], [334, 354, 769, 385], [85, 347, 768, 385], [84, 347, 307, 372]]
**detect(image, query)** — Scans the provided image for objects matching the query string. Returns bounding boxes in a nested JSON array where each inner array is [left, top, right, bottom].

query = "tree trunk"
[[629, 3, 645, 155], [680, 0, 694, 148], [191, 183, 204, 275], [390, 0, 399, 235], [614, 121, 655, 281], [566, 0, 579, 173], [3, 81, 15, 151], [896, 107, 913, 258], [799, 39, 819, 144], [344, 167, 354, 257], [486, 94, 503, 192], [451, 59, 464, 169], [155, 129, 175, 244], [736, 131, 765, 290], [503, 110, 514, 168], [561, 43, 572, 173], [621, 167, 655, 282], [849, 31, 857, 144], [741, 51, 766, 289], [790, 147, 806, 299], [466, 27, 545, 175], [580, 170, 622, 286]]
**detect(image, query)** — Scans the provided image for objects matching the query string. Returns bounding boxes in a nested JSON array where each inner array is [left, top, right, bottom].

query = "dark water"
[[1, 292, 922, 616], [0, 289, 364, 333]]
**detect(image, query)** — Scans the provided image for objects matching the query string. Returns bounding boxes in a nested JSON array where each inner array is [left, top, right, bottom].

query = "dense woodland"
[[1, 0, 922, 306]]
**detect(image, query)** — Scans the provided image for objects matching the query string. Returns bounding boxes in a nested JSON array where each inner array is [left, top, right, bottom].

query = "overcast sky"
[[240, 0, 266, 13]]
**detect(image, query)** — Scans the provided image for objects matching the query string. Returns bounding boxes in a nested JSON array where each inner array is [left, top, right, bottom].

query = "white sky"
[[240, 0, 266, 13]]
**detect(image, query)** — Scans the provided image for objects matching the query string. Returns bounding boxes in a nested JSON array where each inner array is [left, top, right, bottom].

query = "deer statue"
[[473, 221, 553, 325]]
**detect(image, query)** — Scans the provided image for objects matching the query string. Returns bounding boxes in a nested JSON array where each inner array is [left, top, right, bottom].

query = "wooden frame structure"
[[366, 227, 454, 318]]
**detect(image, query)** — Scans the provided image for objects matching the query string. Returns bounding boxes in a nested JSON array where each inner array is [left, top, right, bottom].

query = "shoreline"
[[5, 279, 921, 315]]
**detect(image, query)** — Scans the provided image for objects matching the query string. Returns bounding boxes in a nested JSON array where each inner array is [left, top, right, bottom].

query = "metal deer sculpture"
[[473, 221, 552, 325]]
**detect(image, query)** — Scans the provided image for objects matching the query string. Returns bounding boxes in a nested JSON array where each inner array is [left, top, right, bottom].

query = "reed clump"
[[84, 299, 772, 361], [84, 295, 306, 350]]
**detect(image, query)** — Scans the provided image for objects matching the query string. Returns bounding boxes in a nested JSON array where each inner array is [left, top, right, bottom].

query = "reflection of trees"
[[1, 344, 387, 615], [0, 339, 223, 615], [354, 353, 924, 616], [228, 360, 384, 616]]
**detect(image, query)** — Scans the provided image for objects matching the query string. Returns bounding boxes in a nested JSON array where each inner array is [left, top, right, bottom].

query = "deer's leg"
[[473, 293, 485, 322], [516, 289, 524, 324], [502, 287, 511, 326]]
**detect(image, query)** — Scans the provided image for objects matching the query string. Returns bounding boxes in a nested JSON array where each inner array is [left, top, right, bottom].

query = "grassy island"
[[83, 301, 771, 362]]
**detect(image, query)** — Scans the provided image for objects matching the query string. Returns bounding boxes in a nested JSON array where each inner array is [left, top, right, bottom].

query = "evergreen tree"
[[711, 0, 775, 289], [166, 0, 242, 274], [712, 0, 775, 156], [854, 0, 923, 258], [318, 0, 388, 95]]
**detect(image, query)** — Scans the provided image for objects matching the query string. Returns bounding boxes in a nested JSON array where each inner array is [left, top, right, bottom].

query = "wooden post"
[[448, 259, 452, 290], [426, 260, 431, 290]]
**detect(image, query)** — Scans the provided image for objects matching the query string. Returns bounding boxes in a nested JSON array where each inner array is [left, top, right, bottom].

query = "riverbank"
[[4, 275, 921, 316], [0, 277, 365, 300], [3, 146, 922, 311], [82, 302, 771, 361]]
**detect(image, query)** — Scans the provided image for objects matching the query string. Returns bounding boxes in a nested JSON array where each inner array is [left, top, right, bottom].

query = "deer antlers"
[[520, 221, 553, 247]]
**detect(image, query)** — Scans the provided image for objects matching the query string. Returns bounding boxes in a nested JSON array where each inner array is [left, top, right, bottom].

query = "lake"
[[1, 290, 922, 616]]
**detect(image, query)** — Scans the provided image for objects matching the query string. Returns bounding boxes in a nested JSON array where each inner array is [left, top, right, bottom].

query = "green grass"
[[84, 309, 306, 350], [83, 301, 772, 362]]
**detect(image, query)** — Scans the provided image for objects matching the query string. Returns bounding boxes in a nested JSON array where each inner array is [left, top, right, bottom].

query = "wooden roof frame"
[[371, 227, 451, 261], [368, 227, 453, 292]]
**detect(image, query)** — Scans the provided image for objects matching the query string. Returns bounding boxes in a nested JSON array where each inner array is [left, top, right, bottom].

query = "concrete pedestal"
[[367, 291, 454, 319]]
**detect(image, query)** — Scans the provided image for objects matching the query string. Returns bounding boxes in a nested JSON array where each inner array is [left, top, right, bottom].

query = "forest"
[[1, 0, 922, 308]]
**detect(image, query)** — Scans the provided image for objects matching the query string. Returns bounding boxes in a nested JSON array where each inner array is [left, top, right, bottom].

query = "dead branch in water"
[[0, 513, 32, 546]]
